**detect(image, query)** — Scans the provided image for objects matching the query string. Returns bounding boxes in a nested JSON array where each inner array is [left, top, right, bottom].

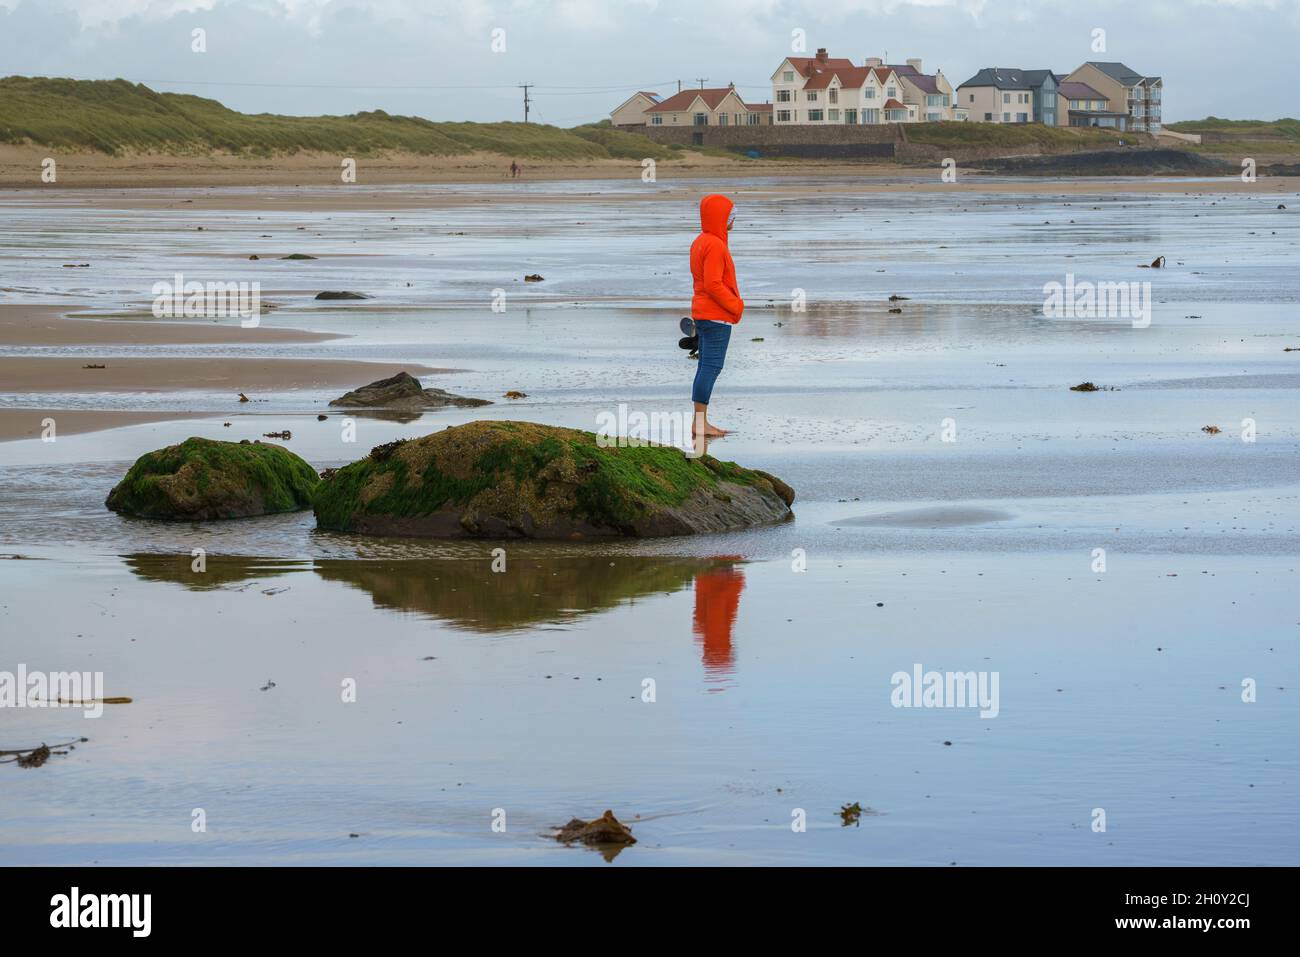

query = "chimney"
[[907, 58, 923, 72], [864, 57, 882, 68], [815, 48, 829, 63]]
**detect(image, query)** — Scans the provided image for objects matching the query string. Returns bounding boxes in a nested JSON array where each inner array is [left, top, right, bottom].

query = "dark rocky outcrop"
[[105, 437, 319, 520], [328, 371, 490, 411], [312, 420, 794, 539], [970, 148, 1234, 177], [555, 810, 636, 846], [314, 291, 369, 300]]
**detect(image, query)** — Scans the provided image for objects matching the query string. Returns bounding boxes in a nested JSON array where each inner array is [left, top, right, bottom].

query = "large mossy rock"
[[106, 437, 320, 520], [313, 420, 794, 539]]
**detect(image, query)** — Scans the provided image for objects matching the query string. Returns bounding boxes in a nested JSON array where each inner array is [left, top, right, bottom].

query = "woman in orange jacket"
[[688, 194, 743, 437]]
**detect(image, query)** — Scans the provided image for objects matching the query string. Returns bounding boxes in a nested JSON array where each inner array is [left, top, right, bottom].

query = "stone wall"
[[643, 123, 899, 159]]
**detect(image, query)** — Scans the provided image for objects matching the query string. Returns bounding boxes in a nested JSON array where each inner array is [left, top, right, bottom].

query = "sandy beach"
[[2, 174, 1297, 867], [0, 304, 448, 440], [3, 143, 1296, 197]]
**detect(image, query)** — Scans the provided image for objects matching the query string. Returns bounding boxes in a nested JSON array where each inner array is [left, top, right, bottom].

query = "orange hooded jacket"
[[690, 194, 744, 324]]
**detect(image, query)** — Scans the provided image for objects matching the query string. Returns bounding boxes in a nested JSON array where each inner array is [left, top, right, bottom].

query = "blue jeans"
[[691, 319, 732, 405]]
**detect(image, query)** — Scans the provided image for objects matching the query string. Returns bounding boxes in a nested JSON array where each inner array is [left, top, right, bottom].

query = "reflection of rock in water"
[[344, 409, 425, 425], [315, 555, 726, 633], [122, 552, 735, 633], [121, 553, 309, 589]]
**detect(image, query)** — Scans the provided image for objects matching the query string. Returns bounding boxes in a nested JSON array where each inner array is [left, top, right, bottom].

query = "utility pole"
[[677, 79, 682, 93], [695, 76, 709, 89], [518, 83, 533, 123]]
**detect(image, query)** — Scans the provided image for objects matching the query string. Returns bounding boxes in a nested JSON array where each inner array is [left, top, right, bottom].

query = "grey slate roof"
[[1085, 61, 1157, 85], [957, 67, 1060, 90]]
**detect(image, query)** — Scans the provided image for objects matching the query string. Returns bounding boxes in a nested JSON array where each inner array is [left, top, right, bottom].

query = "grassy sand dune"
[[0, 76, 681, 160]]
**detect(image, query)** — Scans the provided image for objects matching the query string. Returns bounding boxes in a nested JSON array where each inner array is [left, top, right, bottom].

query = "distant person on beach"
[[509, 161, 519, 178], [688, 194, 743, 439]]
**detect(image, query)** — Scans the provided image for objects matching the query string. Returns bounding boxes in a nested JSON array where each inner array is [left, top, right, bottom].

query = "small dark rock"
[[555, 810, 635, 846]]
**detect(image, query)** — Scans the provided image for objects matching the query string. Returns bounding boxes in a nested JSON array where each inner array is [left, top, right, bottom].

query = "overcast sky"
[[1, 0, 1295, 125]]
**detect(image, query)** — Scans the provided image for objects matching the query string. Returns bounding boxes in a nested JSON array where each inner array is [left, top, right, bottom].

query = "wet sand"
[[1, 177, 1297, 866], [0, 304, 341, 346], [2, 549, 1294, 866], [0, 409, 214, 443], [0, 304, 448, 440], [0, 356, 447, 394]]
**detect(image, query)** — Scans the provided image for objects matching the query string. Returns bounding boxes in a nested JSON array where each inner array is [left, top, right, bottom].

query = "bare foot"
[[697, 423, 729, 437]]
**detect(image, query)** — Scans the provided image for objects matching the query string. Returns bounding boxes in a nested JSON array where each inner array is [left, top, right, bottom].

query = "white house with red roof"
[[611, 84, 772, 128], [771, 48, 958, 124], [610, 91, 662, 127]]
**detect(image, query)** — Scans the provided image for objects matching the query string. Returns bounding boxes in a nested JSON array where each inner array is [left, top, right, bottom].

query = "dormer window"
[[783, 71, 794, 82]]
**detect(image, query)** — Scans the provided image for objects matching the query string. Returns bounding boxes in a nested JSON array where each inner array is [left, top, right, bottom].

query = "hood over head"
[[699, 194, 733, 242]]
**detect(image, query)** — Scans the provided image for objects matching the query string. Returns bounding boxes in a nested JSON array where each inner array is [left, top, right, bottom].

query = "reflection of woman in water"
[[692, 563, 745, 680]]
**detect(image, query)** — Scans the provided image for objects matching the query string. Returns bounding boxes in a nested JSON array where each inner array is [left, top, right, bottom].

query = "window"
[[747, 112, 761, 125], [845, 109, 857, 124], [776, 109, 791, 122], [777, 89, 791, 102], [865, 87, 875, 100], [1016, 112, 1028, 123], [828, 109, 839, 121], [1003, 92, 1010, 104], [735, 113, 742, 125], [984, 112, 992, 121], [968, 93, 974, 103], [1019, 93, 1029, 104], [887, 86, 897, 98], [693, 113, 707, 126], [806, 91, 818, 101], [829, 88, 838, 103], [651, 115, 662, 125], [926, 112, 942, 121], [863, 108, 879, 124], [718, 113, 727, 126], [808, 109, 824, 121], [783, 71, 794, 82], [1070, 99, 1080, 109], [1002, 112, 1010, 122]]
